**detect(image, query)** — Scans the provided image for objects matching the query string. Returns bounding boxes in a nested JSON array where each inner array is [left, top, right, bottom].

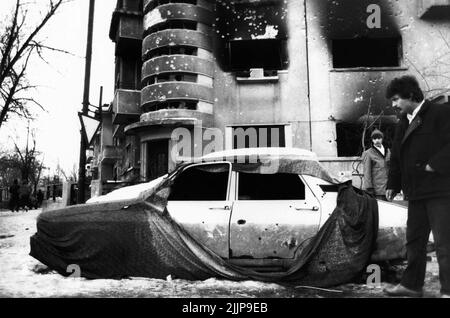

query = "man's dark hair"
[[385, 75, 424, 102]]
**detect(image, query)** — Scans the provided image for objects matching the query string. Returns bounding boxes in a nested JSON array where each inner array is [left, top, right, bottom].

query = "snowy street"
[[0, 207, 442, 298]]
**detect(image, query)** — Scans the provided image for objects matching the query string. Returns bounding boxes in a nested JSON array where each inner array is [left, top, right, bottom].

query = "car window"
[[238, 172, 305, 200], [168, 163, 230, 201]]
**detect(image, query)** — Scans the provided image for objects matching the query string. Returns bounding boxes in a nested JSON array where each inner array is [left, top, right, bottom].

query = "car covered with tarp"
[[30, 148, 416, 287]]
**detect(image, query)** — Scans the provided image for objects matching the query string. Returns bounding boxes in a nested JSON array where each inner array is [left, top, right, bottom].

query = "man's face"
[[390, 94, 414, 114], [372, 137, 383, 147]]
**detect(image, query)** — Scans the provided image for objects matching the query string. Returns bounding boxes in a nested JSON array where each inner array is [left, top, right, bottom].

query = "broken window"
[[238, 172, 305, 201], [232, 125, 286, 149], [168, 163, 230, 201], [227, 39, 288, 72], [332, 37, 402, 68]]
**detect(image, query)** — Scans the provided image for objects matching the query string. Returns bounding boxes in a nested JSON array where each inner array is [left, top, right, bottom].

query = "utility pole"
[[77, 0, 95, 204]]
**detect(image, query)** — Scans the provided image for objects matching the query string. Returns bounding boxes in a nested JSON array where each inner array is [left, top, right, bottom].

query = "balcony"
[[112, 89, 141, 125], [101, 146, 122, 164], [142, 55, 214, 79], [418, 0, 450, 19], [142, 29, 212, 59], [144, 3, 214, 31], [124, 109, 214, 134], [141, 82, 213, 108], [110, 10, 143, 54]]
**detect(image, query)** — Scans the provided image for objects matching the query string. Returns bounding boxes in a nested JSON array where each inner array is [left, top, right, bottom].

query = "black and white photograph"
[[1, 0, 450, 306]]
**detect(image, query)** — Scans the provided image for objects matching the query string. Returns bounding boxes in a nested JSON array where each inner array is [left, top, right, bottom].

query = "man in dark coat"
[[9, 179, 20, 212], [362, 129, 390, 200], [384, 75, 450, 298]]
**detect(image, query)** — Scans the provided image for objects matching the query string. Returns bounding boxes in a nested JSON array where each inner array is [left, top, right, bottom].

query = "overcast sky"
[[0, 0, 116, 176]]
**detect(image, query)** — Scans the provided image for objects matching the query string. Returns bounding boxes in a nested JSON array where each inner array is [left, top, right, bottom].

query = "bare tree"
[[12, 122, 44, 192], [0, 0, 66, 129]]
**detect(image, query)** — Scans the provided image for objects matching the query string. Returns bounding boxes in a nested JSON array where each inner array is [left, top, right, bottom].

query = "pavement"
[[0, 205, 443, 298]]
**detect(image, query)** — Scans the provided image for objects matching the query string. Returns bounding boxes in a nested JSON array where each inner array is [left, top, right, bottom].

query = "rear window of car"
[[238, 172, 305, 200]]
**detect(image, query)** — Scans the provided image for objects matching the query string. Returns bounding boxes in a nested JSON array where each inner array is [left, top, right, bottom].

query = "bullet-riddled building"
[[91, 0, 450, 195]]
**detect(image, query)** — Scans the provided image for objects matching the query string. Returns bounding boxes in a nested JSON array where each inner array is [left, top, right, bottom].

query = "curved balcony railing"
[[143, 3, 214, 32], [141, 82, 213, 108], [142, 29, 212, 59], [142, 55, 213, 80], [125, 109, 214, 133]]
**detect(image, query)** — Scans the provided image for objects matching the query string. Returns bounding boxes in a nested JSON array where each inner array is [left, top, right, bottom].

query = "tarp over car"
[[30, 151, 378, 287]]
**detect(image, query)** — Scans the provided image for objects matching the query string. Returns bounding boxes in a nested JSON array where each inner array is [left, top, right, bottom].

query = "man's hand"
[[386, 189, 398, 201], [425, 164, 435, 172]]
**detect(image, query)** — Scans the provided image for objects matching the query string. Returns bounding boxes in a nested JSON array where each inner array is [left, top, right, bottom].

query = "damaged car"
[[29, 148, 426, 286]]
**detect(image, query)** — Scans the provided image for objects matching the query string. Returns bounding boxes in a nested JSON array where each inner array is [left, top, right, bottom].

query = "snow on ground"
[[0, 207, 442, 298]]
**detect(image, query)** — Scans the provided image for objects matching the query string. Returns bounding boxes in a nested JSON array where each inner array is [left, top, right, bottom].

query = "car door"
[[166, 162, 232, 258], [229, 172, 321, 259]]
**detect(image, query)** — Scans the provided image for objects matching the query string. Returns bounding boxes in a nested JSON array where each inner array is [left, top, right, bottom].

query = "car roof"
[[176, 147, 341, 184], [177, 147, 319, 163]]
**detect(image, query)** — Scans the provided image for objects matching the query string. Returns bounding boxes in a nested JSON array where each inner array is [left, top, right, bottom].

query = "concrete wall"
[[211, 0, 450, 157]]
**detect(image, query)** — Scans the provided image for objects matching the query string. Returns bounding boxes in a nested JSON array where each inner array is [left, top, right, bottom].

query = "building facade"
[[90, 0, 450, 195]]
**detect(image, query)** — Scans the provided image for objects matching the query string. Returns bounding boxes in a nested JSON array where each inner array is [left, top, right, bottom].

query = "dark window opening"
[[145, 0, 197, 13], [142, 72, 197, 87], [145, 20, 197, 37], [143, 100, 198, 112], [227, 39, 288, 72], [117, 0, 143, 12], [336, 123, 396, 157], [238, 172, 305, 200], [168, 164, 229, 201], [332, 37, 402, 68], [232, 125, 286, 149], [146, 139, 168, 181], [115, 56, 141, 90], [145, 46, 197, 61]]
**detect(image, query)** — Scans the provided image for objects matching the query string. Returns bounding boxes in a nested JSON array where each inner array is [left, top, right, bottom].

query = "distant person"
[[52, 184, 56, 202], [36, 189, 44, 208], [361, 129, 391, 200], [9, 179, 20, 212], [19, 180, 31, 212]]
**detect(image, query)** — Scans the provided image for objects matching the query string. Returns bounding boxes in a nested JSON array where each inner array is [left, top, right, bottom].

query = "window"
[[332, 37, 402, 68], [168, 163, 230, 201], [232, 125, 286, 149], [238, 172, 305, 200], [228, 39, 288, 72]]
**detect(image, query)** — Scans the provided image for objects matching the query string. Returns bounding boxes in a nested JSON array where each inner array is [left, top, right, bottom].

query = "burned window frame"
[[331, 36, 404, 69]]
